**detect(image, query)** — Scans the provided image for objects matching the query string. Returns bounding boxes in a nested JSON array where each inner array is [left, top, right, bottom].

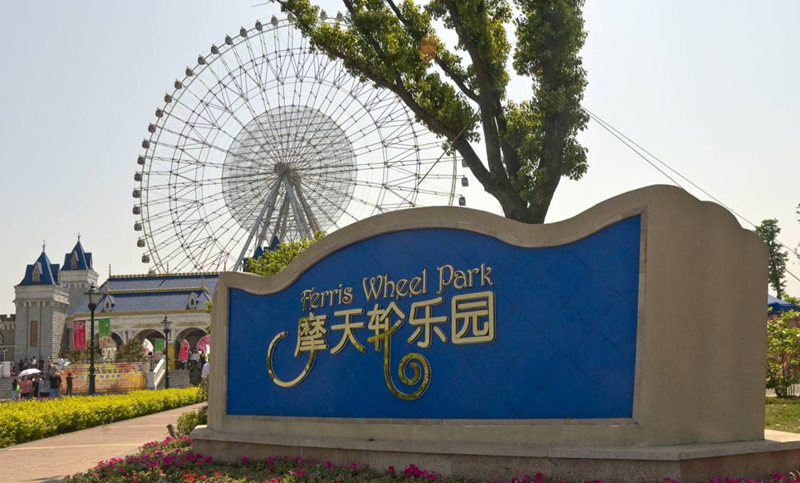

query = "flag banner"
[[98, 318, 114, 348], [180, 340, 190, 362], [73, 320, 86, 350], [154, 338, 165, 356]]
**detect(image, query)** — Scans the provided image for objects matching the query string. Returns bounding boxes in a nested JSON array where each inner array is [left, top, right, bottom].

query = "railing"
[[147, 357, 166, 389]]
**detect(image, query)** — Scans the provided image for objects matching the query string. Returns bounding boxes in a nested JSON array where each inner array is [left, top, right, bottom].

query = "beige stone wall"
[[207, 185, 767, 447]]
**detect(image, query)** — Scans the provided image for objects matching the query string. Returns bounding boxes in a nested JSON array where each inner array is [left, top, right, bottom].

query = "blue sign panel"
[[227, 215, 641, 419]]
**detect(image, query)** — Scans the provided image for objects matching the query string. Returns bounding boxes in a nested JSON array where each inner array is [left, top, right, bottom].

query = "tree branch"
[[337, 0, 495, 192], [442, 0, 507, 182], [384, 0, 479, 103]]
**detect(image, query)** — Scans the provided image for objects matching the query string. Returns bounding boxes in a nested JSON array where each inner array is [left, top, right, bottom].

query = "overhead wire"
[[583, 107, 800, 285]]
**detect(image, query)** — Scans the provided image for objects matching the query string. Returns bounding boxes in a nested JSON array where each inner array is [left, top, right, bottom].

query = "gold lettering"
[[481, 263, 494, 287], [451, 291, 495, 345], [343, 287, 354, 304], [469, 267, 480, 287], [382, 275, 396, 299], [407, 296, 448, 348], [437, 264, 454, 295], [301, 289, 314, 311], [453, 270, 468, 290], [409, 275, 422, 295], [294, 312, 328, 356], [330, 308, 366, 354], [310, 292, 322, 309], [363, 276, 382, 301], [396, 279, 408, 297]]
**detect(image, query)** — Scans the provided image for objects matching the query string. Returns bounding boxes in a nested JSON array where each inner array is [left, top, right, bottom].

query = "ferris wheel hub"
[[274, 162, 291, 175]]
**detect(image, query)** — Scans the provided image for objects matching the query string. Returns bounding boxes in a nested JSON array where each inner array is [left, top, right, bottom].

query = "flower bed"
[[64, 436, 800, 483], [0, 387, 202, 448]]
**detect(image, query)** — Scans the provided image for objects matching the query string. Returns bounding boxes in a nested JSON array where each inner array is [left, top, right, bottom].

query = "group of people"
[[16, 355, 66, 374], [180, 349, 207, 371], [9, 356, 74, 400]]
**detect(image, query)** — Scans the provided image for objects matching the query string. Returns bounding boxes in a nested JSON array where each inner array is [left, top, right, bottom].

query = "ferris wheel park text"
[[300, 263, 494, 312]]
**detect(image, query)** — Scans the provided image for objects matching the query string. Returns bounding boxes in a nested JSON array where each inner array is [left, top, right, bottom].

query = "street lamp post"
[[162, 315, 172, 389], [85, 284, 100, 395]]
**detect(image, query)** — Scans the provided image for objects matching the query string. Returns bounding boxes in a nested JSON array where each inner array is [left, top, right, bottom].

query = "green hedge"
[[0, 387, 202, 448]]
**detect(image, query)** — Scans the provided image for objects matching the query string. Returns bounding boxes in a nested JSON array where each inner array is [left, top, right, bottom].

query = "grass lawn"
[[766, 397, 800, 433]]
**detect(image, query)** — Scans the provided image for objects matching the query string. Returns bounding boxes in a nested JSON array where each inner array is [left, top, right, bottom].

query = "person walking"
[[38, 376, 50, 399], [49, 372, 60, 398], [19, 376, 32, 399], [65, 372, 73, 396], [10, 375, 19, 401]]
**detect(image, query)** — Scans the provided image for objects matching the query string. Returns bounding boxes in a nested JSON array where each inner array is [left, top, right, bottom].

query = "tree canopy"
[[245, 232, 325, 276], [272, 0, 589, 223], [756, 219, 789, 299]]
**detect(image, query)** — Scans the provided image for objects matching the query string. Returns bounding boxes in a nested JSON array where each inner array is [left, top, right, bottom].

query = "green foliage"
[[198, 374, 209, 402], [0, 387, 203, 448], [64, 347, 101, 364], [116, 337, 147, 363], [176, 405, 208, 436], [244, 231, 325, 276], [756, 219, 790, 298], [766, 310, 800, 398], [272, 0, 588, 223]]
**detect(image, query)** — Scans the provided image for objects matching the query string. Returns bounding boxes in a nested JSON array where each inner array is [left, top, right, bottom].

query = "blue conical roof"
[[62, 239, 93, 271], [20, 250, 60, 286]]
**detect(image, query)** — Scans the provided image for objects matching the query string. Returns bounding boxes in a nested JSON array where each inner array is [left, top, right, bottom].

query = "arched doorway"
[[175, 328, 207, 350], [175, 328, 207, 370], [135, 330, 165, 355], [110, 332, 124, 348]]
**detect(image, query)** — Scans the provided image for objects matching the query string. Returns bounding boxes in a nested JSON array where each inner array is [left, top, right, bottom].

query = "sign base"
[[191, 427, 800, 483]]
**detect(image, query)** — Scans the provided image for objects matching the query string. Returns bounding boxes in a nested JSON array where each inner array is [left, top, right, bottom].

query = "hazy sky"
[[1, 1, 798, 314]]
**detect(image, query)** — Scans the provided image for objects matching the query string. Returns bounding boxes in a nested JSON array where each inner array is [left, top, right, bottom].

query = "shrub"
[[176, 405, 208, 436], [767, 310, 800, 397], [0, 387, 202, 448]]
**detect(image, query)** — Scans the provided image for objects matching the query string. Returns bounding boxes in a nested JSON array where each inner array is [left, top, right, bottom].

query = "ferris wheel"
[[132, 16, 463, 273]]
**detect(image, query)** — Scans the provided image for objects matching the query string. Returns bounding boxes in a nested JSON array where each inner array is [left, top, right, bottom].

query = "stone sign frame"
[[203, 185, 766, 451]]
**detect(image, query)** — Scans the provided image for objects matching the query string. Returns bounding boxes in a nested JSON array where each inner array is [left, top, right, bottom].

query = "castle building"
[[14, 238, 214, 362], [67, 272, 216, 353], [0, 314, 14, 362]]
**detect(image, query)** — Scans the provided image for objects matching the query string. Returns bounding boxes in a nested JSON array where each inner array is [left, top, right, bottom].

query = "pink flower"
[[326, 462, 334, 471]]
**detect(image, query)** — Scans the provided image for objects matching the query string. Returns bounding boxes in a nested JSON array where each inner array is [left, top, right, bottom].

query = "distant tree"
[[245, 232, 325, 276], [756, 219, 789, 298], [766, 309, 800, 398], [271, 0, 589, 223], [115, 338, 146, 363]]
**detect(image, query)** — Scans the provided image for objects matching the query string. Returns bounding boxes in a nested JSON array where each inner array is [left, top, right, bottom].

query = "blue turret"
[[19, 250, 60, 286], [62, 239, 93, 271]]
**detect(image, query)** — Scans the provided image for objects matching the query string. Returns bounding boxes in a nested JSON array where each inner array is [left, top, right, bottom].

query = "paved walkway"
[[0, 402, 205, 483]]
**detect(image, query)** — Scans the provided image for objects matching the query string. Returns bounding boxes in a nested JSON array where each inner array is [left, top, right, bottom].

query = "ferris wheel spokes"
[[134, 18, 460, 273], [232, 163, 322, 271]]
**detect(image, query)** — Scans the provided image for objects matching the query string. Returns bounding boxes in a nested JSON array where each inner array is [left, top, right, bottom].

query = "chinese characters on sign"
[[267, 263, 496, 400]]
